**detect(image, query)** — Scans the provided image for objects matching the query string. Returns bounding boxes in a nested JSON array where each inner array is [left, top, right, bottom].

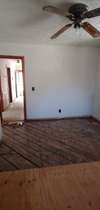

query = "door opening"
[[0, 56, 26, 123]]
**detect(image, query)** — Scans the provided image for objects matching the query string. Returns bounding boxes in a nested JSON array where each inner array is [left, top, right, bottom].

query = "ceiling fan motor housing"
[[69, 3, 88, 28], [69, 3, 88, 18]]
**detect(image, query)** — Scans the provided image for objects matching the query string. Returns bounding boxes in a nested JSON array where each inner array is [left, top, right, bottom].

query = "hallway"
[[2, 96, 24, 122]]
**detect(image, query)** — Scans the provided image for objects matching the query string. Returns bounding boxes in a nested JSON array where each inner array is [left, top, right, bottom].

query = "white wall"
[[0, 43, 99, 119], [93, 49, 100, 120]]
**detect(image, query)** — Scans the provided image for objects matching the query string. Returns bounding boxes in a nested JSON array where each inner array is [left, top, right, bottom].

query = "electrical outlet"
[[32, 87, 35, 91], [59, 109, 61, 113]]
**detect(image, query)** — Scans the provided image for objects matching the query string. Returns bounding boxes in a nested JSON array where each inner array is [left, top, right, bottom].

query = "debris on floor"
[[3, 121, 24, 127]]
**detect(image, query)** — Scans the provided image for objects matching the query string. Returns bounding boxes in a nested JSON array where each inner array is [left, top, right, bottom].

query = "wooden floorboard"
[[0, 156, 16, 171], [3, 142, 40, 167], [0, 118, 100, 171], [0, 161, 100, 210], [2, 151, 34, 170], [0, 144, 11, 155]]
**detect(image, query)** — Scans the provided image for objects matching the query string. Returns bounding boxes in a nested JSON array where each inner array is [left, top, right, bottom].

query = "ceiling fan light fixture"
[[43, 3, 100, 39]]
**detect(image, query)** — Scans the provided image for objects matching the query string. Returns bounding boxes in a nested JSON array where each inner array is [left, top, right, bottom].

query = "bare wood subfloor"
[[0, 118, 100, 171], [0, 161, 100, 210]]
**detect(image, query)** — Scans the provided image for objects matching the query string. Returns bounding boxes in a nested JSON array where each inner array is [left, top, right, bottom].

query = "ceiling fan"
[[43, 3, 100, 39]]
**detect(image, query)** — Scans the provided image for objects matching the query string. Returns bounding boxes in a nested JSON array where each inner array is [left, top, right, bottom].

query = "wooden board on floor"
[[2, 151, 35, 169], [0, 161, 100, 210], [0, 118, 100, 172], [0, 156, 16, 171]]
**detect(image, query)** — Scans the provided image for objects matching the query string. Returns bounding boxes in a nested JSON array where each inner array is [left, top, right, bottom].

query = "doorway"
[[0, 56, 26, 123]]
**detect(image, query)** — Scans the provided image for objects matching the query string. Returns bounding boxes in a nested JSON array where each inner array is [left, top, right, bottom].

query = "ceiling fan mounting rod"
[[74, 22, 81, 28], [74, 18, 82, 28]]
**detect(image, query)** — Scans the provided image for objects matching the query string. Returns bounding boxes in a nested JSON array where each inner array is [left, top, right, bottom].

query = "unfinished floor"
[[2, 96, 24, 122], [0, 118, 100, 172], [0, 161, 100, 210]]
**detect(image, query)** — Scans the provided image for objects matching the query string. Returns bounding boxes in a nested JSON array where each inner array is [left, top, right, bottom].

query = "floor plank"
[[0, 161, 100, 210], [0, 156, 16, 171], [0, 118, 100, 171], [2, 151, 35, 169]]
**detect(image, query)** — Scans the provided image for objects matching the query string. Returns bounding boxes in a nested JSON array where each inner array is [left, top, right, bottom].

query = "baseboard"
[[91, 116, 100, 123], [26, 115, 92, 122]]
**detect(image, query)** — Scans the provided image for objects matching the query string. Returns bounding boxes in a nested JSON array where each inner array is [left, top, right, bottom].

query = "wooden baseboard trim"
[[26, 116, 92, 122], [91, 116, 100, 123]]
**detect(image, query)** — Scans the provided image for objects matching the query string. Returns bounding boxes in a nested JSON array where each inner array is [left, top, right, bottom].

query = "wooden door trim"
[[7, 67, 13, 103], [0, 76, 3, 121], [0, 55, 27, 121]]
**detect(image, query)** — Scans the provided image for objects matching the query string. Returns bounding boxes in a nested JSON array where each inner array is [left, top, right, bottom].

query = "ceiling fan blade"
[[83, 8, 100, 19], [51, 23, 72, 39], [43, 5, 69, 17], [82, 22, 100, 38]]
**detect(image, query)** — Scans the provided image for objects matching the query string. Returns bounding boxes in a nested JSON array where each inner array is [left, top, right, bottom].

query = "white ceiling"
[[0, 0, 100, 46]]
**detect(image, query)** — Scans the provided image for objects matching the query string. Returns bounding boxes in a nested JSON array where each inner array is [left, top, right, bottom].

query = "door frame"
[[0, 76, 3, 123], [0, 55, 26, 121], [7, 67, 13, 103]]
